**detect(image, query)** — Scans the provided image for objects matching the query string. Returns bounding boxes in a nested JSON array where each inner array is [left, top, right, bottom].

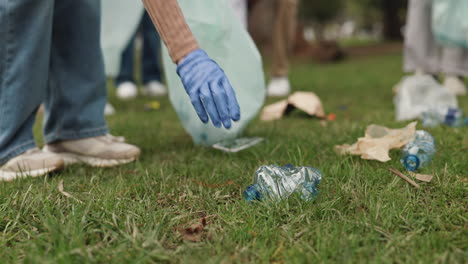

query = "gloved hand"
[[177, 49, 241, 129]]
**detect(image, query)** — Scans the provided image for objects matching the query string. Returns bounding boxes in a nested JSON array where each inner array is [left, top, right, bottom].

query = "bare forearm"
[[142, 0, 199, 63]]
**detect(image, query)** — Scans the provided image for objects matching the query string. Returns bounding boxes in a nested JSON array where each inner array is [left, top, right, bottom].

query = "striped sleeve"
[[142, 0, 199, 63]]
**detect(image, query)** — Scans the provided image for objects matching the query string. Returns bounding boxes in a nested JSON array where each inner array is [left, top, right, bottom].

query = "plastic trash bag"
[[101, 0, 144, 76], [229, 0, 248, 28], [162, 0, 266, 146], [432, 0, 468, 48], [394, 75, 458, 121]]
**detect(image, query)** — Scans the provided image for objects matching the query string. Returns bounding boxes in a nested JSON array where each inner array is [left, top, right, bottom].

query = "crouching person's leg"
[[0, 0, 64, 181], [42, 0, 141, 167]]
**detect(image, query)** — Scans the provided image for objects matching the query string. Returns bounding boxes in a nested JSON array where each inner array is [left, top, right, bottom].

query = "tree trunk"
[[381, 0, 404, 40]]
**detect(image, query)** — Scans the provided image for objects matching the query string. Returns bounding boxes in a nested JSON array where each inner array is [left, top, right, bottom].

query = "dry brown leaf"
[[335, 122, 417, 162], [178, 218, 207, 242], [260, 92, 325, 121]]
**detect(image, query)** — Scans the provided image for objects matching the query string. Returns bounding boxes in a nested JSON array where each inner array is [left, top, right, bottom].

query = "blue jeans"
[[0, 0, 108, 165], [116, 12, 163, 85]]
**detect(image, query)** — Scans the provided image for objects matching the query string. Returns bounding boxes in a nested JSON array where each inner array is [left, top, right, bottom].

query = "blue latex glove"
[[177, 49, 241, 129]]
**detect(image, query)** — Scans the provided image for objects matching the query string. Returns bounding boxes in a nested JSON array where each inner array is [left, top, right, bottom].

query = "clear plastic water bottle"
[[422, 107, 465, 127], [244, 165, 322, 202], [400, 130, 436, 171]]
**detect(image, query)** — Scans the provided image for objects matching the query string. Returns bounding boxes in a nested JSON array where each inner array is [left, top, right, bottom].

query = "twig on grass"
[[58, 180, 83, 203], [389, 168, 420, 189]]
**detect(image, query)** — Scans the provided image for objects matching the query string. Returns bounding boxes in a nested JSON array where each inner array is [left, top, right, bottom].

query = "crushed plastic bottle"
[[244, 165, 322, 202], [422, 107, 466, 127], [400, 130, 436, 172]]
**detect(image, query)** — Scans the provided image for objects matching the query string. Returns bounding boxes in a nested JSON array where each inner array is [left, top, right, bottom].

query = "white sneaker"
[[116, 82, 138, 100], [104, 102, 116, 116], [142, 81, 167, 96], [443, 76, 467, 96], [44, 134, 141, 168], [0, 148, 64, 181], [267, 77, 291, 97]]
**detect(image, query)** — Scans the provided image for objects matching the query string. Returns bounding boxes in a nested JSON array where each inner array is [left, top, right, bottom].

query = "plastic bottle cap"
[[404, 155, 420, 171], [243, 184, 263, 202]]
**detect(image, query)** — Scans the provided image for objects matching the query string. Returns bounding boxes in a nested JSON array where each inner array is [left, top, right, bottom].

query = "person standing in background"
[[115, 11, 167, 100], [403, 0, 467, 95], [248, 0, 298, 97]]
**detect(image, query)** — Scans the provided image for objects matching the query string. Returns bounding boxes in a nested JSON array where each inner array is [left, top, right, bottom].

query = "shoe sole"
[[0, 164, 64, 182], [52, 152, 137, 168]]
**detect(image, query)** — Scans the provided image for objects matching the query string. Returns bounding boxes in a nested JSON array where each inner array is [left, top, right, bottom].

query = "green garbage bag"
[[162, 0, 266, 146], [432, 0, 468, 48]]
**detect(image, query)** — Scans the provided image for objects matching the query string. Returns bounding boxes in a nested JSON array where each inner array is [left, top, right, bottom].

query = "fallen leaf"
[[261, 92, 325, 121], [178, 218, 207, 242], [335, 122, 417, 162]]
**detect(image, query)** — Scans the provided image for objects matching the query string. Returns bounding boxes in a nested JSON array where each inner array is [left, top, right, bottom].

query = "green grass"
[[1, 53, 467, 263]]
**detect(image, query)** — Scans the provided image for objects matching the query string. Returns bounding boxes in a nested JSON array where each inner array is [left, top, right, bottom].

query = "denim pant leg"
[[43, 0, 109, 143], [0, 0, 55, 164], [116, 33, 137, 85], [141, 12, 162, 84]]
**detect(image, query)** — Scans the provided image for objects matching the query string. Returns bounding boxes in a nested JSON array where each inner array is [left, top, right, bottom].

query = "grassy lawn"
[[1, 52, 467, 263]]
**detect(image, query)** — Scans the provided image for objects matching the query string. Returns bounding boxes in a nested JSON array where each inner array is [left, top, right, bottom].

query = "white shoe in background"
[[116, 81, 138, 100], [104, 103, 116, 116], [443, 76, 467, 96], [267, 77, 291, 97], [142, 81, 167, 96]]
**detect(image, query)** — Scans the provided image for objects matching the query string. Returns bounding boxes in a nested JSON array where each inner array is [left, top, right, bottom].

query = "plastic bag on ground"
[[101, 1, 144, 76], [432, 0, 468, 48], [394, 75, 458, 121], [162, 0, 265, 146]]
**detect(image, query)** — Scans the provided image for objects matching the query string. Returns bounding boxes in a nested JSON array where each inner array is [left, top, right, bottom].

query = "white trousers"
[[404, 0, 468, 76]]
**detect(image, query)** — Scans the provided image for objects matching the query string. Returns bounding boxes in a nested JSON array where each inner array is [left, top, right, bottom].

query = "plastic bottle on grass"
[[400, 130, 436, 171], [422, 107, 466, 127], [244, 165, 322, 202]]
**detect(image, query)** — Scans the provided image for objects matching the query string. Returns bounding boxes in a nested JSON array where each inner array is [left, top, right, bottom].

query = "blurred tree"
[[299, 0, 344, 41], [381, 0, 406, 40], [346, 0, 406, 40]]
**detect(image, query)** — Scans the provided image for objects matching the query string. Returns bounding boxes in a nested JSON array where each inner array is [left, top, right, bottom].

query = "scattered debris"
[[411, 173, 434, 183], [144, 101, 161, 111], [327, 113, 337, 121], [261, 92, 325, 121], [394, 74, 457, 121], [335, 122, 417, 162], [58, 180, 83, 203], [177, 215, 216, 242], [389, 168, 420, 189], [212, 137, 264, 153]]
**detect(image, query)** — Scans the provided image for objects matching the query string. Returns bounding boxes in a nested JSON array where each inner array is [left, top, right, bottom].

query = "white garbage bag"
[[162, 0, 266, 146], [394, 75, 458, 121], [101, 0, 144, 76], [432, 0, 468, 48]]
